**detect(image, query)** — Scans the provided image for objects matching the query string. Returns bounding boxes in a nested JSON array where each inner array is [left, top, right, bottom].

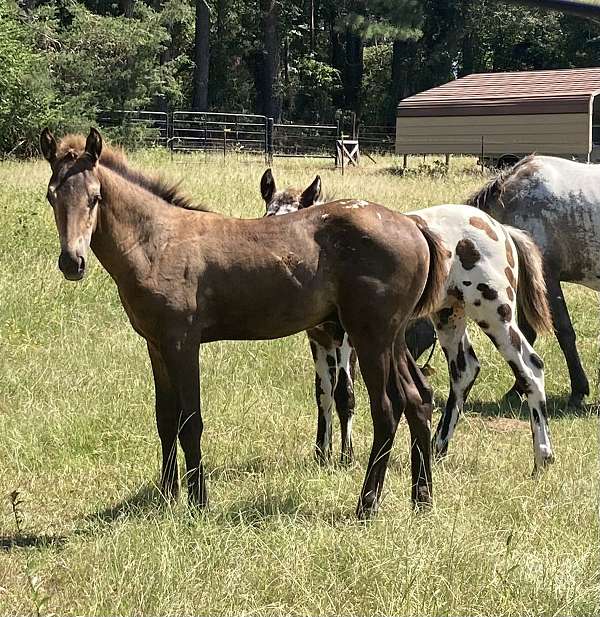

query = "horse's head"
[[40, 127, 103, 281], [260, 168, 323, 217]]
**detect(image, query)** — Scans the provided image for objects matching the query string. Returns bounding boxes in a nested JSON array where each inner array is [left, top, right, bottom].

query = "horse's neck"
[[91, 167, 172, 282]]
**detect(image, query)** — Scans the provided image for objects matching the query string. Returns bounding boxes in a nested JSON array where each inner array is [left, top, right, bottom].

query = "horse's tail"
[[413, 223, 447, 318], [506, 225, 553, 334]]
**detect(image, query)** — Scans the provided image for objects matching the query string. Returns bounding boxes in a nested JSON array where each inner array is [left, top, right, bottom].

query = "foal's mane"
[[467, 154, 537, 211], [57, 134, 210, 212]]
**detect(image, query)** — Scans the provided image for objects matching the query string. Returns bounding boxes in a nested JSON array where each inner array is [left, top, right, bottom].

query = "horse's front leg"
[[309, 338, 337, 464], [147, 342, 180, 500], [162, 336, 206, 508], [333, 335, 356, 465]]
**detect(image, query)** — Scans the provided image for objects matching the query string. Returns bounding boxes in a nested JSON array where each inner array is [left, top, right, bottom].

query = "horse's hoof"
[[431, 438, 447, 461], [339, 452, 355, 467], [187, 487, 208, 510], [314, 448, 332, 466], [160, 485, 180, 502], [532, 452, 555, 476], [413, 490, 433, 513], [567, 393, 585, 409], [356, 494, 379, 520]]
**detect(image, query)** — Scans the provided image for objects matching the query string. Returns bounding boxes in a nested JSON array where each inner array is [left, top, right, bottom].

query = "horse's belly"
[[199, 283, 335, 343]]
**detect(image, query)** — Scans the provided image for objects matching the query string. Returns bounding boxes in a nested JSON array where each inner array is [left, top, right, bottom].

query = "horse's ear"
[[299, 175, 321, 209], [85, 127, 103, 164], [40, 128, 57, 163], [260, 168, 276, 203]]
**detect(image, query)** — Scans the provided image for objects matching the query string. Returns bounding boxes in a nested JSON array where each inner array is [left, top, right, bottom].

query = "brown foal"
[[40, 128, 445, 517]]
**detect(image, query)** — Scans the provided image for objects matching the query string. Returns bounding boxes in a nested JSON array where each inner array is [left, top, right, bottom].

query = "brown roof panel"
[[397, 68, 600, 117]]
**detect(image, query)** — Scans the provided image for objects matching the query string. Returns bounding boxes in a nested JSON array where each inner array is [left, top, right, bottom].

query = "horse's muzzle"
[[58, 251, 85, 281]]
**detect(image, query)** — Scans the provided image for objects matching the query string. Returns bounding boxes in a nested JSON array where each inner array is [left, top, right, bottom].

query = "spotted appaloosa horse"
[[469, 155, 600, 408], [261, 169, 555, 472]]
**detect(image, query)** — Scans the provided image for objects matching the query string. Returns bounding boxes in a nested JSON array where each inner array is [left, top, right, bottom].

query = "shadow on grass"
[[434, 393, 598, 421], [85, 482, 167, 526], [208, 454, 355, 482], [217, 493, 306, 526], [0, 533, 67, 551]]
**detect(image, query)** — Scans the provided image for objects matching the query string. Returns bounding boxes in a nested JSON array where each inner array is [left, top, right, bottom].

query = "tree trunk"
[[118, 0, 135, 17], [308, 0, 315, 52], [210, 0, 227, 107], [460, 32, 474, 77], [388, 39, 416, 123], [343, 27, 363, 114], [329, 12, 344, 69], [258, 0, 279, 119], [192, 0, 210, 111]]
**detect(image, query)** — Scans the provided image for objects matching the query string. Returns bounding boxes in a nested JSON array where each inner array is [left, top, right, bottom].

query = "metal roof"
[[397, 68, 600, 117]]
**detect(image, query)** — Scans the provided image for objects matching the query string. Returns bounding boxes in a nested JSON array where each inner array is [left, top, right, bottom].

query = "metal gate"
[[171, 112, 268, 154], [97, 110, 169, 146], [271, 122, 339, 158]]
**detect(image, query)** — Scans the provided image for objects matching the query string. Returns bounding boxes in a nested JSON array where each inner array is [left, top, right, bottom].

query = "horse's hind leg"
[[401, 346, 434, 507], [506, 310, 537, 399], [481, 316, 554, 472], [310, 339, 337, 463], [432, 308, 481, 458], [147, 342, 180, 499], [351, 337, 403, 518], [546, 277, 589, 407], [333, 335, 356, 465]]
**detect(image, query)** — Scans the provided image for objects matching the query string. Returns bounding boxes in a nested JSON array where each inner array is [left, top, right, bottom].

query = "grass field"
[[0, 150, 598, 616]]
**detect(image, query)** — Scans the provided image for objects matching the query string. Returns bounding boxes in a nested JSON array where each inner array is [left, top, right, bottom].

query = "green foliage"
[[361, 44, 392, 125], [343, 0, 424, 42], [46, 3, 175, 111], [1, 0, 600, 155], [0, 0, 56, 156], [285, 56, 342, 123]]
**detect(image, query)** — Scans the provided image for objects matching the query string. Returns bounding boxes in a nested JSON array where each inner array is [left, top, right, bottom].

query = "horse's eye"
[[89, 194, 100, 209]]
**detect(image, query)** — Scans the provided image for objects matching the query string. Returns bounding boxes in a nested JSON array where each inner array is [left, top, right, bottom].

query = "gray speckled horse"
[[469, 155, 600, 408]]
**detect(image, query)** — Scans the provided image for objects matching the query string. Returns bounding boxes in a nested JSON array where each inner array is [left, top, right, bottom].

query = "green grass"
[[0, 152, 598, 616]]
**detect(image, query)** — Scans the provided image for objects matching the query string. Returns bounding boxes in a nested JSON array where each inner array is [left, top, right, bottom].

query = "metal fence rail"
[[97, 110, 169, 146], [171, 112, 268, 153], [96, 109, 394, 159], [272, 123, 339, 158], [357, 124, 395, 153]]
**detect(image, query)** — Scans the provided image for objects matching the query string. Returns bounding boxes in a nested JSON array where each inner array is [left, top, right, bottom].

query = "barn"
[[395, 67, 600, 165]]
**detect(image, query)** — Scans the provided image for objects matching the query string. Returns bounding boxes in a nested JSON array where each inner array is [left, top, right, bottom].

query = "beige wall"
[[395, 112, 591, 157]]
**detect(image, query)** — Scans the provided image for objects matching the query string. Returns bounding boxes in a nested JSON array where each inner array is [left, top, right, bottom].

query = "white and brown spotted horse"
[[260, 169, 555, 473], [469, 155, 600, 408]]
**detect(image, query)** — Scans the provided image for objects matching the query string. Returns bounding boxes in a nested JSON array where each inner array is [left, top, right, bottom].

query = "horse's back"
[[491, 156, 600, 287]]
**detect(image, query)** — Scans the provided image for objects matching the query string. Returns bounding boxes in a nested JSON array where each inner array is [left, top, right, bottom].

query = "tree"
[[257, 0, 279, 118], [0, 0, 56, 154], [192, 0, 210, 110]]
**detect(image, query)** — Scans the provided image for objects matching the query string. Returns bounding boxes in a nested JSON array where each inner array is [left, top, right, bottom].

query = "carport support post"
[[403, 154, 408, 169], [480, 136, 485, 174]]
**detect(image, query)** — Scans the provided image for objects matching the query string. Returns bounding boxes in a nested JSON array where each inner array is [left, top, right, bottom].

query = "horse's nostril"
[[58, 251, 85, 280]]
